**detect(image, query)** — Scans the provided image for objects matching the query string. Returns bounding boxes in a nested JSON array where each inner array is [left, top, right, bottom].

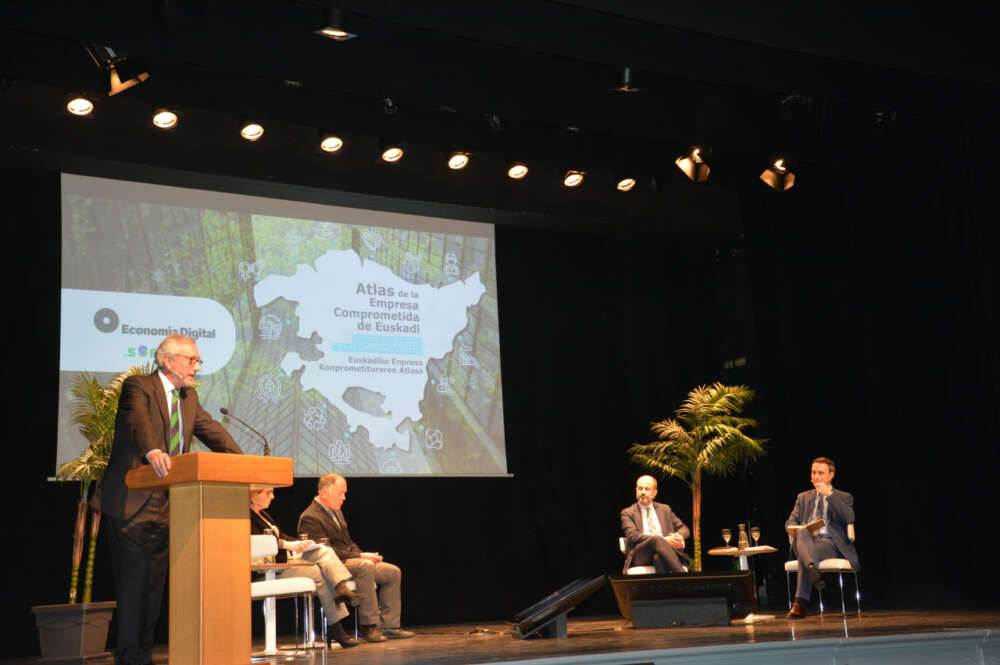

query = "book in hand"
[[786, 519, 825, 535]]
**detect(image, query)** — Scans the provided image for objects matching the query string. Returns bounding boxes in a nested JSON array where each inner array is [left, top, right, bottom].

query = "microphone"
[[220, 408, 270, 456]]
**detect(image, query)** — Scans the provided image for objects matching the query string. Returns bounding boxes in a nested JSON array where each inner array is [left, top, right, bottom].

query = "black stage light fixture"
[[240, 119, 265, 141], [314, 7, 357, 41], [562, 169, 585, 188], [616, 175, 637, 192], [319, 131, 345, 153], [485, 112, 503, 132], [447, 151, 471, 170], [675, 146, 710, 183], [760, 157, 795, 191], [380, 139, 404, 163], [612, 65, 640, 93], [507, 161, 529, 180], [66, 94, 95, 116], [151, 107, 179, 129], [84, 43, 149, 96], [381, 97, 399, 115]]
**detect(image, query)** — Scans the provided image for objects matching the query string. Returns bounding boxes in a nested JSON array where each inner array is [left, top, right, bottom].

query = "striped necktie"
[[169, 389, 181, 454]]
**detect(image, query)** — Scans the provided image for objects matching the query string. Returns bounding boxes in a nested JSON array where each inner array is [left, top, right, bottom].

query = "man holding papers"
[[298, 473, 414, 642], [784, 457, 860, 618]]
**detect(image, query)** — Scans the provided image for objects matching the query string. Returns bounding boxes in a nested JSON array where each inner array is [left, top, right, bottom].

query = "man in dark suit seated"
[[298, 473, 414, 642], [620, 475, 690, 573], [784, 456, 860, 618], [100, 334, 243, 665]]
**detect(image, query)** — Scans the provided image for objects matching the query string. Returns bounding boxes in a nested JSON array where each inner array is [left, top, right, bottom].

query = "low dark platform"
[[6, 610, 1000, 665]]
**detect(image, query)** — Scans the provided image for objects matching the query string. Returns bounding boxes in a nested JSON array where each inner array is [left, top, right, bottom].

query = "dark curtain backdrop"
[[3, 103, 999, 657]]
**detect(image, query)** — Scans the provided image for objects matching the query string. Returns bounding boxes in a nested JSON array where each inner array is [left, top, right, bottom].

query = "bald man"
[[620, 475, 690, 573]]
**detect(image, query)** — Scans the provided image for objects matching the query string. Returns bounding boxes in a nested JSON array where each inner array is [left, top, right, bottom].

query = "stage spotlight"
[[151, 108, 178, 129], [485, 113, 503, 132], [381, 141, 404, 163], [85, 43, 149, 96], [314, 8, 357, 41], [447, 151, 470, 170], [616, 176, 637, 192], [507, 162, 529, 180], [562, 170, 585, 188], [382, 97, 399, 115], [240, 121, 264, 141], [320, 134, 344, 152], [612, 66, 640, 93], [760, 158, 795, 191], [66, 96, 94, 116], [675, 147, 710, 183]]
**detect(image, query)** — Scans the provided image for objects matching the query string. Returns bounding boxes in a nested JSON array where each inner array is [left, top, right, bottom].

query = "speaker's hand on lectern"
[[146, 449, 172, 478]]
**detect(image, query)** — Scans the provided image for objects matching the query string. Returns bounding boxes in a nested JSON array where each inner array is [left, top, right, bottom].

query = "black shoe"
[[334, 581, 363, 607], [327, 622, 360, 648], [360, 625, 387, 643], [806, 564, 825, 590]]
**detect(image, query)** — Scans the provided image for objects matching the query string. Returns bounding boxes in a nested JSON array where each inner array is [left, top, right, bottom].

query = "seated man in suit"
[[784, 456, 860, 618], [620, 475, 690, 573], [298, 473, 414, 642]]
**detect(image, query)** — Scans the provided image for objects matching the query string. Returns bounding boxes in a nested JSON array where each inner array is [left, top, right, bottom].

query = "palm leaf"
[[627, 382, 766, 572]]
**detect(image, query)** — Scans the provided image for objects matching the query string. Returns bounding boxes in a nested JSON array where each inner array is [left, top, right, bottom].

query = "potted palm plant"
[[627, 382, 766, 571], [32, 365, 150, 661]]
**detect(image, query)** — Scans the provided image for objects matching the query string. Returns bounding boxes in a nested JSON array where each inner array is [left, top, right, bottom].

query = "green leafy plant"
[[57, 364, 152, 603], [627, 382, 766, 571]]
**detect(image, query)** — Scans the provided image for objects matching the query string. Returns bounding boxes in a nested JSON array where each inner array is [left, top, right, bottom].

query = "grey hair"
[[154, 334, 196, 366]]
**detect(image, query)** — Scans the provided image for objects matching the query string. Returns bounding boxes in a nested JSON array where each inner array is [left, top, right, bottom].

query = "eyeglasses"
[[175, 354, 204, 367]]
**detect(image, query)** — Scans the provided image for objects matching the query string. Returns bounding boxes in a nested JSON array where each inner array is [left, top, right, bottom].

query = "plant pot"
[[31, 601, 115, 664]]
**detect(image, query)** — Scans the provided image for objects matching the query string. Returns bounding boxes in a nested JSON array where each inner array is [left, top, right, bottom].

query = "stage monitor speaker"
[[609, 571, 757, 627], [513, 576, 607, 639]]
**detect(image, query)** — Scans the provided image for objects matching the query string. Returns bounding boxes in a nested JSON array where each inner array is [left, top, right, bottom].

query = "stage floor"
[[7, 610, 1000, 665]]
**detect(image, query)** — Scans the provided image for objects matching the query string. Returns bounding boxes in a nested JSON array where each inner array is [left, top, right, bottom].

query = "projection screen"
[[58, 173, 507, 476]]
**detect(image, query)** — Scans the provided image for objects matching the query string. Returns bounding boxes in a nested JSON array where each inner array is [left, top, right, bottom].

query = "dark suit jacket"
[[101, 372, 242, 525], [620, 501, 691, 572], [298, 499, 362, 562], [784, 488, 860, 571]]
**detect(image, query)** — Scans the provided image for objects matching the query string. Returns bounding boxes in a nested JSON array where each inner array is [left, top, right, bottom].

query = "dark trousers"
[[630, 535, 686, 572], [793, 530, 841, 601], [105, 511, 169, 665]]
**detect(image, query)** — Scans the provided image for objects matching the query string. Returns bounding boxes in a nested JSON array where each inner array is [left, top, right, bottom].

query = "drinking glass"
[[750, 526, 761, 547], [721, 528, 732, 547]]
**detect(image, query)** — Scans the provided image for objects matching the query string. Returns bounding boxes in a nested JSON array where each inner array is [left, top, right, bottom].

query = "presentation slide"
[[58, 174, 507, 476]]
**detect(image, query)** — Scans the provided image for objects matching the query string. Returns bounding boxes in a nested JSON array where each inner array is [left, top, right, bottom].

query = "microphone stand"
[[220, 408, 270, 456]]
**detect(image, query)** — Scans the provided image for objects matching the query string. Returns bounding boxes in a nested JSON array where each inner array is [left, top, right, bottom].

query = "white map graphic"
[[253, 250, 485, 451]]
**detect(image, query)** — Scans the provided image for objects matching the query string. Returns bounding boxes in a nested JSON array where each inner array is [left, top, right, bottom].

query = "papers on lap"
[[786, 519, 825, 535]]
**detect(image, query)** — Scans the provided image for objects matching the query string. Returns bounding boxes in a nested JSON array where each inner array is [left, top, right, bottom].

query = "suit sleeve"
[[785, 493, 804, 528], [667, 508, 690, 540], [621, 507, 644, 547], [116, 376, 164, 460], [191, 397, 242, 454], [297, 506, 353, 559], [827, 491, 855, 525]]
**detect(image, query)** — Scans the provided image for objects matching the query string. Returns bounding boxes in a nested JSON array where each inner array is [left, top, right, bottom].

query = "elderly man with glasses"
[[101, 333, 243, 665]]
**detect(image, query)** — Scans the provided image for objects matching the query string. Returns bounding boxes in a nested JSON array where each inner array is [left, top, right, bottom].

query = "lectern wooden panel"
[[127, 452, 293, 665]]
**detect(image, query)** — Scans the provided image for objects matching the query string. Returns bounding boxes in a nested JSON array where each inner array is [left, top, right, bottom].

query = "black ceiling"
[[1, 2, 996, 231]]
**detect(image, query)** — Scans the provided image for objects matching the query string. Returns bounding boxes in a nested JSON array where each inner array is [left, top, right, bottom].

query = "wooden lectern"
[[127, 452, 293, 665]]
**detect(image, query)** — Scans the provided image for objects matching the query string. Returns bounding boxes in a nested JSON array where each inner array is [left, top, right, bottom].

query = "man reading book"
[[784, 457, 860, 618]]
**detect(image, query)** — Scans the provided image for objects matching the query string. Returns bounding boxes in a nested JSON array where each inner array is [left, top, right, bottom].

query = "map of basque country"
[[253, 249, 486, 453]]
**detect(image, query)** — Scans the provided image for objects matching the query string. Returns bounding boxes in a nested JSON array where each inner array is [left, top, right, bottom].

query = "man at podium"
[[100, 333, 243, 665]]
